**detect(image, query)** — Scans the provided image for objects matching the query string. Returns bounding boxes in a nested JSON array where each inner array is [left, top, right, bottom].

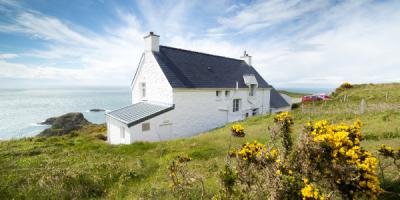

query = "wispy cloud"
[[0, 1, 147, 85], [0, 53, 17, 59], [208, 0, 331, 34], [206, 0, 400, 87]]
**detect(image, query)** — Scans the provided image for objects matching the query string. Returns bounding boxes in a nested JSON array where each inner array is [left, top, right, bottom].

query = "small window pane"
[[216, 90, 221, 97], [225, 90, 230, 97], [233, 99, 240, 112], [249, 84, 256, 96], [142, 123, 150, 131], [141, 82, 146, 98]]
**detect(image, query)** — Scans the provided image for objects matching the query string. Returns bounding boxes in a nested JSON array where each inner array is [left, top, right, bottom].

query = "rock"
[[40, 117, 57, 125], [89, 108, 105, 112], [39, 112, 91, 136]]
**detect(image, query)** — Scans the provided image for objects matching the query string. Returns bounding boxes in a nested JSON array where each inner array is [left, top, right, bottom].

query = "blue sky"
[[0, 0, 399, 88]]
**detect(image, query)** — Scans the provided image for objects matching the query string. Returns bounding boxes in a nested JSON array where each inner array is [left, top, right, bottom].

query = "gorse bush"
[[300, 119, 382, 199], [335, 82, 353, 94], [169, 112, 389, 200], [340, 82, 353, 89], [378, 144, 400, 177], [231, 124, 245, 137]]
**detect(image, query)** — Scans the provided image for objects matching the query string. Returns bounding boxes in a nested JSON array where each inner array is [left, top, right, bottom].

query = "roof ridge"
[[160, 45, 246, 63]]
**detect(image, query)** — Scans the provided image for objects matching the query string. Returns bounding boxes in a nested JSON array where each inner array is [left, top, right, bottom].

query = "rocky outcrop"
[[39, 112, 91, 136], [40, 117, 57, 125], [89, 108, 105, 112]]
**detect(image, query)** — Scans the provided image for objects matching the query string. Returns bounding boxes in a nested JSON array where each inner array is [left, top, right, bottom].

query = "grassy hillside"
[[0, 83, 399, 199], [278, 90, 309, 98]]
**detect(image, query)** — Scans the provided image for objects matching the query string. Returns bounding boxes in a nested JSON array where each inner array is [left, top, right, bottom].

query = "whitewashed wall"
[[108, 87, 271, 144], [131, 52, 173, 104], [128, 113, 173, 142], [106, 116, 131, 144], [126, 88, 269, 143]]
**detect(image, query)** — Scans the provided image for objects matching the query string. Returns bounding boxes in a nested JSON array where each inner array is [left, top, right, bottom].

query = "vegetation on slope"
[[0, 83, 399, 199], [277, 90, 310, 98]]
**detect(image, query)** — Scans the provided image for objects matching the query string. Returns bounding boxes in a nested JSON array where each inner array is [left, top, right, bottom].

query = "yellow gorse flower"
[[301, 183, 324, 200], [307, 119, 382, 198], [231, 124, 245, 137], [238, 141, 266, 161], [274, 112, 294, 124]]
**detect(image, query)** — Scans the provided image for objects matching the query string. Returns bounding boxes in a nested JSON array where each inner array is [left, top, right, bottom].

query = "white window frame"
[[233, 99, 241, 112], [120, 126, 125, 139], [249, 84, 256, 96], [141, 82, 146, 98]]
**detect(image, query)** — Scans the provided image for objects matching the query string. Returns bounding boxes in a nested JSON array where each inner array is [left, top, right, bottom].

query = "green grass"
[[278, 90, 310, 98], [0, 83, 399, 199]]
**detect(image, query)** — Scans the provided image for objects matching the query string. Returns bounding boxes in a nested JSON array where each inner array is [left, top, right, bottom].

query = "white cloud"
[[0, 53, 17, 59]]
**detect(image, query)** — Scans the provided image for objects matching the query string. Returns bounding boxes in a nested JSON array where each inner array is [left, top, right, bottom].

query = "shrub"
[[167, 155, 205, 199], [335, 82, 353, 94], [168, 113, 385, 199], [291, 103, 300, 109], [340, 82, 353, 89], [231, 124, 245, 137]]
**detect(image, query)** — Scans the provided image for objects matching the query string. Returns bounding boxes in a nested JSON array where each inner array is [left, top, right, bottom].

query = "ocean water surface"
[[0, 87, 130, 139]]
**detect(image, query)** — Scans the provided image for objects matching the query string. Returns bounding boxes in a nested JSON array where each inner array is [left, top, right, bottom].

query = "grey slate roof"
[[270, 88, 290, 109], [152, 46, 271, 89], [106, 102, 174, 127]]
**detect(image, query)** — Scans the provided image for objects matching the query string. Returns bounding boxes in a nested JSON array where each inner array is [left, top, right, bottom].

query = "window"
[[141, 82, 146, 98], [120, 126, 125, 139], [142, 123, 150, 131], [249, 84, 256, 96], [233, 99, 241, 112], [252, 109, 258, 116], [225, 90, 230, 97], [216, 90, 222, 97]]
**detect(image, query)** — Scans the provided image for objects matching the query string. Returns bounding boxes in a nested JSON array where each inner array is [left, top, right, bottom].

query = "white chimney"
[[240, 50, 252, 66], [144, 31, 159, 52]]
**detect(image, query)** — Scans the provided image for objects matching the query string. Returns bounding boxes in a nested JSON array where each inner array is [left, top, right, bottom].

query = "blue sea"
[[0, 87, 131, 140], [0, 86, 332, 140]]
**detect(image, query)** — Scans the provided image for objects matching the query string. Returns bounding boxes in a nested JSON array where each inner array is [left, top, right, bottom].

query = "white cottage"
[[106, 32, 290, 144]]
